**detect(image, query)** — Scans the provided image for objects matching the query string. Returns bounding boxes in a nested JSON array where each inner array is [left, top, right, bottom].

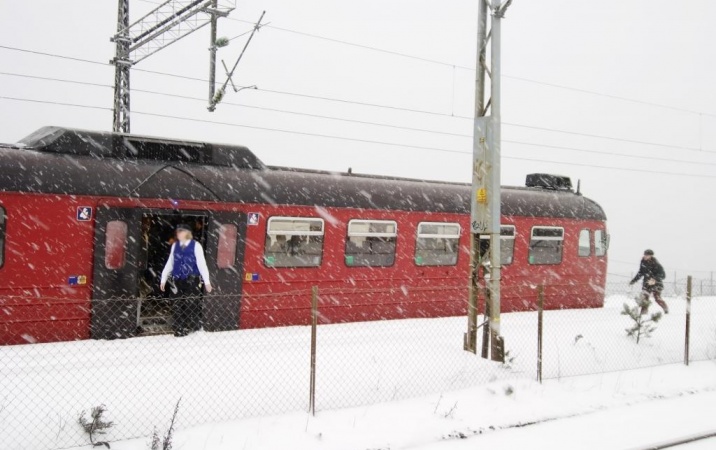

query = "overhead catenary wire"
[[16, 0, 716, 121], [1, 45, 715, 155], [0, 95, 462, 154], [3, 94, 716, 180], [221, 17, 716, 118], [3, 70, 716, 168]]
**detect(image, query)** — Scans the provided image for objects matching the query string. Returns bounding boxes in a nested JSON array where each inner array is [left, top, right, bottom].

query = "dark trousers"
[[170, 277, 202, 336], [640, 289, 669, 314]]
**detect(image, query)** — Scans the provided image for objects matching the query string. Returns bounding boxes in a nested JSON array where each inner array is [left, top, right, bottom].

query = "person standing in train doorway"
[[160, 224, 213, 336], [629, 249, 669, 315]]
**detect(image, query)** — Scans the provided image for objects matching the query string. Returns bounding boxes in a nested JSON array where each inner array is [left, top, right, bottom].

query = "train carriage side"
[[0, 127, 261, 344], [236, 172, 608, 328], [0, 127, 608, 345]]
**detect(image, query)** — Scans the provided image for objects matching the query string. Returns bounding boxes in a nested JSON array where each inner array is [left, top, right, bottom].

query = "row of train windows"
[[263, 217, 608, 269], [0, 209, 608, 272]]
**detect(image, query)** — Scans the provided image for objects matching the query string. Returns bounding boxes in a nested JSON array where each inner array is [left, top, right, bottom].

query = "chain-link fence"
[[538, 279, 715, 379], [1, 280, 715, 449]]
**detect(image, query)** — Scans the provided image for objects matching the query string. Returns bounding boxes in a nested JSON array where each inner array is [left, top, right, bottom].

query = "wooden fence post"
[[481, 287, 491, 359], [685, 276, 692, 366], [537, 285, 544, 383], [309, 286, 318, 415]]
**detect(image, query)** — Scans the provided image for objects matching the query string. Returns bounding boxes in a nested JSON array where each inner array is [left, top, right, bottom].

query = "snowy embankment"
[[1, 295, 715, 449]]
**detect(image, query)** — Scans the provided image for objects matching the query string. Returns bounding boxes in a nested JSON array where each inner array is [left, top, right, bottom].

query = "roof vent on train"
[[525, 173, 573, 191], [17, 126, 265, 169]]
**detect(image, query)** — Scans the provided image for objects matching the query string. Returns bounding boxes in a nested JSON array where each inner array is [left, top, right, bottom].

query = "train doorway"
[[92, 206, 247, 340], [137, 212, 209, 335]]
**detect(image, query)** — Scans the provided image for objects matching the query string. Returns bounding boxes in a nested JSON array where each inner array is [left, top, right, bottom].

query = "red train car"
[[0, 127, 608, 345]]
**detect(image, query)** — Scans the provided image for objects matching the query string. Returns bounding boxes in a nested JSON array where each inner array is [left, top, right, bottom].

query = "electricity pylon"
[[110, 0, 235, 133]]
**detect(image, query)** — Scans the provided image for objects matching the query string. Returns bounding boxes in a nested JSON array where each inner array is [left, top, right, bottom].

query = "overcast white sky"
[[1, 0, 715, 281]]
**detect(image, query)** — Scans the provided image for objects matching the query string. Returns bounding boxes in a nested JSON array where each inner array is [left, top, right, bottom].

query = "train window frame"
[[105, 220, 128, 270], [478, 225, 516, 265], [578, 229, 591, 257], [529, 226, 564, 265], [217, 223, 238, 269], [264, 216, 325, 268], [594, 229, 608, 257], [0, 206, 5, 269], [345, 219, 398, 268], [415, 222, 461, 267]]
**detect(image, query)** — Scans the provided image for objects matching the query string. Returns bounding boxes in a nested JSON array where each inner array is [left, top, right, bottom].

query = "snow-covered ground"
[[72, 361, 716, 450], [412, 382, 716, 450], [1, 294, 715, 450]]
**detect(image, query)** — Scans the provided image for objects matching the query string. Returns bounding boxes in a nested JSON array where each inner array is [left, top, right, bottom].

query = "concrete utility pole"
[[110, 0, 236, 133], [464, 0, 511, 362]]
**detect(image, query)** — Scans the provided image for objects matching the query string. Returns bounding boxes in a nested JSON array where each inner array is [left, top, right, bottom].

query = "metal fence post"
[[309, 286, 318, 415], [685, 276, 692, 366], [537, 285, 544, 383]]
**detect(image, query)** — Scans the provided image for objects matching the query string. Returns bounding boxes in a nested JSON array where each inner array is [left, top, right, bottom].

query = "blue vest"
[[173, 240, 200, 280]]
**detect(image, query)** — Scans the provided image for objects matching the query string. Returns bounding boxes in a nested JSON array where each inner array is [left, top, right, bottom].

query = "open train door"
[[91, 206, 143, 339], [203, 210, 247, 332]]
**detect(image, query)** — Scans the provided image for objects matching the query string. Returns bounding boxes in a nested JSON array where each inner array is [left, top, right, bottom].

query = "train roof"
[[0, 127, 606, 221]]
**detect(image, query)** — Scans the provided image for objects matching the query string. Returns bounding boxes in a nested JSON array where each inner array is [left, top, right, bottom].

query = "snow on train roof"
[[0, 127, 606, 220]]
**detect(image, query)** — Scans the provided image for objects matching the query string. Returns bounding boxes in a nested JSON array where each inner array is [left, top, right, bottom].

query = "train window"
[[105, 220, 128, 269], [345, 220, 397, 267], [217, 223, 238, 269], [578, 229, 591, 257], [0, 206, 5, 268], [415, 222, 460, 266], [478, 225, 516, 265], [595, 229, 608, 257], [500, 225, 516, 265], [529, 226, 564, 265], [264, 217, 324, 268]]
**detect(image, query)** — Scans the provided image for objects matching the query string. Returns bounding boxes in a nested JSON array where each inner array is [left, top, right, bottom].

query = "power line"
[[501, 75, 716, 117], [0, 96, 111, 112], [0, 71, 112, 89], [0, 71, 469, 138], [10, 0, 716, 121], [504, 139, 716, 168], [4, 70, 716, 168], [504, 155, 716, 179], [504, 122, 714, 154], [133, 87, 471, 138], [0, 95, 462, 154], [1, 44, 715, 154], [228, 17, 472, 70], [223, 18, 716, 118], [0, 44, 107, 67], [3, 95, 716, 180]]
